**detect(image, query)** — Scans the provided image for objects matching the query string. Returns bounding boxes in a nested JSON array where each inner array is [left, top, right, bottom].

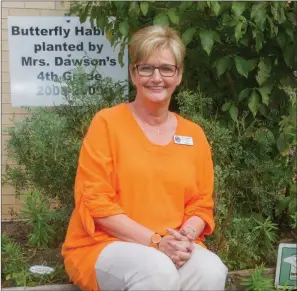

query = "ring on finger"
[[185, 227, 196, 237]]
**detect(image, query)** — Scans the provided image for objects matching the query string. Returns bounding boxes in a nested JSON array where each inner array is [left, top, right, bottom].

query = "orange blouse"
[[61, 103, 215, 291]]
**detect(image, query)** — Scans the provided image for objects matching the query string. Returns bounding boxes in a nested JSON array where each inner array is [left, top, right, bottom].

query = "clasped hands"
[[158, 227, 197, 269]]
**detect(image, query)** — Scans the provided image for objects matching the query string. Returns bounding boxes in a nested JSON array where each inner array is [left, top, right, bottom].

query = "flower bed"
[[2, 220, 284, 291]]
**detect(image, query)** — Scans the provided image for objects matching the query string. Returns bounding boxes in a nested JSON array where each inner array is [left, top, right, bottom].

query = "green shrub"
[[1, 233, 68, 287], [71, 1, 297, 150], [177, 89, 294, 269], [3, 67, 128, 215], [241, 264, 274, 291], [20, 192, 56, 249], [1, 235, 29, 287]]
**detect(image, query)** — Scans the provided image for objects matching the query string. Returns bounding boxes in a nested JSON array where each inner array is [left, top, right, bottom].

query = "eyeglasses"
[[135, 64, 178, 77]]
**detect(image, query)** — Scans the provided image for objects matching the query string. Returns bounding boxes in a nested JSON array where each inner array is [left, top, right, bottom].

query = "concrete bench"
[[2, 268, 276, 291]]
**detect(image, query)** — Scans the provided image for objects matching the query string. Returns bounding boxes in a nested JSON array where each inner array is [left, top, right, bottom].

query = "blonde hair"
[[129, 25, 185, 66]]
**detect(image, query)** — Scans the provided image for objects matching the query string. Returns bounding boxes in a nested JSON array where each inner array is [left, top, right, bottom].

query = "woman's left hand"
[[166, 228, 194, 252], [179, 226, 197, 242]]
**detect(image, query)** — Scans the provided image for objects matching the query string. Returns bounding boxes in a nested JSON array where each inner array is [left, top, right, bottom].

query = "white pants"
[[95, 241, 228, 290]]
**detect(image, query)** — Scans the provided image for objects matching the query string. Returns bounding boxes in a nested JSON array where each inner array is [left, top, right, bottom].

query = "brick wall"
[[1, 1, 70, 220]]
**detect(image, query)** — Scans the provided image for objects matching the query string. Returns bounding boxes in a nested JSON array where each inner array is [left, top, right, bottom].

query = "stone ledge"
[[2, 284, 80, 291], [2, 268, 276, 291], [226, 267, 276, 290]]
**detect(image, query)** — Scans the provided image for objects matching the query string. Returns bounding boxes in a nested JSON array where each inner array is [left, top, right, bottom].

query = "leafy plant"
[[241, 264, 274, 291], [3, 67, 128, 215], [71, 1, 296, 130], [1, 236, 30, 286], [275, 86, 297, 234], [1, 233, 68, 287], [20, 192, 56, 249], [177, 89, 291, 269], [252, 216, 278, 251]]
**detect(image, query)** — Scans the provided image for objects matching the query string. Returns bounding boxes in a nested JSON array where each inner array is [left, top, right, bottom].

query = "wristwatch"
[[149, 233, 162, 249]]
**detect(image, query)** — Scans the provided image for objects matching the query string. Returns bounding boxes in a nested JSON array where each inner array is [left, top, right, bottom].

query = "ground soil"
[[1, 220, 68, 288]]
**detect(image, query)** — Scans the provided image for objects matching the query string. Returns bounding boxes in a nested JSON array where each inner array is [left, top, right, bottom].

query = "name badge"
[[173, 135, 194, 146]]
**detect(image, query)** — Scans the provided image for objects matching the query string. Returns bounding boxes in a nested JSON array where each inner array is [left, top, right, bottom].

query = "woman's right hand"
[[158, 235, 192, 269]]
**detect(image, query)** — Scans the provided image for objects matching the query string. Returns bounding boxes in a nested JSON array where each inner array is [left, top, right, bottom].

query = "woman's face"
[[130, 48, 182, 105]]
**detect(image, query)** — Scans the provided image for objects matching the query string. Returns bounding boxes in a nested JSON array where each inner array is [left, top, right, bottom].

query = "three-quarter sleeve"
[[183, 130, 215, 241], [76, 112, 125, 239]]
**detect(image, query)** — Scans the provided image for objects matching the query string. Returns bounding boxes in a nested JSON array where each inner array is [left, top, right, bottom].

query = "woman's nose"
[[151, 68, 162, 82]]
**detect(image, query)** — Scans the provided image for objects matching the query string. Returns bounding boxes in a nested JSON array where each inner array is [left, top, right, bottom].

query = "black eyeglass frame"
[[134, 64, 179, 77]]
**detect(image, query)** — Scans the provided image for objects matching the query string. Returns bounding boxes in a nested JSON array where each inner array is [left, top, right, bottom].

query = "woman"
[[62, 25, 228, 291]]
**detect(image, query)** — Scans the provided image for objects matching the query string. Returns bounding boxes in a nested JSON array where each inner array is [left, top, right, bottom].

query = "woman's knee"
[[198, 259, 228, 290], [195, 248, 228, 279], [138, 252, 181, 290], [180, 246, 228, 290], [96, 242, 180, 290], [203, 255, 228, 280]]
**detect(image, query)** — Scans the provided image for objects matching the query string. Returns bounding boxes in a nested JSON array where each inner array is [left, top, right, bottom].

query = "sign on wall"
[[275, 243, 297, 289], [7, 16, 128, 107]]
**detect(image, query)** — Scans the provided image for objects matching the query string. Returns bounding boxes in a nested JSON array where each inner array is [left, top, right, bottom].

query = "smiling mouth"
[[146, 86, 165, 89]]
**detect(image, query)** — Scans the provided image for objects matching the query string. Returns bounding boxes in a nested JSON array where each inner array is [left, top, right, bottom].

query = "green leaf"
[[140, 2, 149, 16], [6, 274, 11, 280], [216, 56, 232, 77], [238, 88, 251, 101], [235, 21, 247, 43], [234, 56, 252, 78], [266, 129, 276, 144], [267, 16, 277, 38], [222, 101, 232, 112], [251, 3, 267, 31], [199, 29, 214, 56], [90, 6, 98, 29], [79, 3, 91, 24], [255, 30, 264, 53], [284, 43, 295, 67], [118, 21, 129, 37], [196, 2, 206, 11], [239, 37, 249, 47], [229, 104, 239, 122], [181, 28, 196, 46], [106, 29, 112, 42], [222, 14, 234, 26], [248, 59, 257, 71], [96, 10, 106, 33], [232, 2, 246, 16], [276, 197, 290, 215], [251, 212, 264, 223], [258, 86, 272, 106], [258, 104, 269, 117], [285, 27, 294, 42], [153, 13, 169, 26], [277, 32, 287, 50], [271, 4, 285, 24], [212, 31, 221, 43], [277, 133, 289, 156], [128, 2, 140, 17], [168, 8, 180, 25], [288, 12, 297, 26], [179, 1, 190, 12], [210, 1, 220, 16], [248, 90, 261, 117], [278, 7, 286, 24], [256, 59, 272, 86]]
